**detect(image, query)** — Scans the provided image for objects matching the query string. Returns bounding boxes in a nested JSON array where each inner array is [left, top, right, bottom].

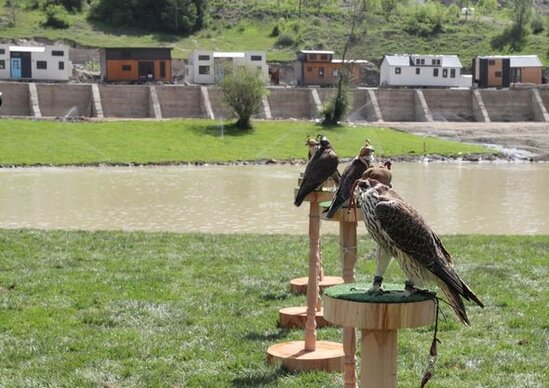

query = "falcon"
[[362, 160, 393, 187], [294, 135, 339, 207], [358, 178, 484, 325], [324, 140, 375, 219]]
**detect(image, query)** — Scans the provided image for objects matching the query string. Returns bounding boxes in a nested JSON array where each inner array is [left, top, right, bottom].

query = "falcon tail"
[[439, 281, 484, 326]]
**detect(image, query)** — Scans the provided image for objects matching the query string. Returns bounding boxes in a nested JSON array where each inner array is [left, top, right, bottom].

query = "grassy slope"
[[0, 119, 490, 166], [0, 230, 547, 387], [0, 0, 547, 66]]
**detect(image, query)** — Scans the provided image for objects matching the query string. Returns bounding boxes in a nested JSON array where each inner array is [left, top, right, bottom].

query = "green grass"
[[0, 230, 547, 386], [0, 119, 491, 166]]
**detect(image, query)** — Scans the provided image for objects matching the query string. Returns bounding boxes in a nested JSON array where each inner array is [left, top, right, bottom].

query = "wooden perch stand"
[[324, 284, 436, 388]]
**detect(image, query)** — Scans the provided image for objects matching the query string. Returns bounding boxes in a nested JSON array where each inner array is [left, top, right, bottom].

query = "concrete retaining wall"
[[267, 88, 313, 120], [37, 84, 93, 118], [0, 81, 546, 122], [99, 85, 150, 118], [0, 82, 31, 116], [156, 85, 205, 118], [480, 89, 533, 122], [375, 89, 416, 121], [423, 89, 474, 122]]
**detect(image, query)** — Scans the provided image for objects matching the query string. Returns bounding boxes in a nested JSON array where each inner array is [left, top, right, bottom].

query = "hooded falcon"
[[294, 135, 339, 207], [358, 178, 484, 325], [324, 140, 375, 219], [362, 160, 393, 187]]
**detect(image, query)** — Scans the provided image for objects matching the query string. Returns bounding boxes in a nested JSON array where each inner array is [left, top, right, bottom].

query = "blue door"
[[11, 58, 21, 80]]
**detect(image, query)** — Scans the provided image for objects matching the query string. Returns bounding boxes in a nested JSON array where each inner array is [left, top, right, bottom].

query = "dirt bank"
[[380, 122, 549, 161]]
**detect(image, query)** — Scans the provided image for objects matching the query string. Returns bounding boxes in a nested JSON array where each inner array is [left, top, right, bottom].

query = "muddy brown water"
[[0, 163, 547, 235]]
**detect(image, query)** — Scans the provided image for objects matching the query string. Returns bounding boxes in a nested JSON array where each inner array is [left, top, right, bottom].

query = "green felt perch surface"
[[324, 283, 436, 304]]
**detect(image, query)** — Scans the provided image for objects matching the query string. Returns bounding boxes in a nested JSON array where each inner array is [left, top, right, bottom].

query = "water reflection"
[[0, 163, 547, 234]]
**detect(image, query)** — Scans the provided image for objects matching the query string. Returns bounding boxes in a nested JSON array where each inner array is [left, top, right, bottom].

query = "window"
[[37, 61, 47, 70], [0, 49, 5, 55], [488, 60, 496, 66], [0, 60, 4, 69], [58, 61, 64, 70], [122, 65, 131, 71], [198, 65, 210, 75], [442, 69, 448, 78], [332, 69, 339, 77], [450, 69, 456, 78], [52, 50, 64, 57], [250, 55, 262, 61], [421, 59, 425, 65], [320, 54, 328, 60], [495, 71, 502, 78], [436, 59, 441, 65], [319, 67, 324, 77], [307, 66, 312, 72], [416, 58, 421, 65], [433, 68, 439, 77], [432, 59, 436, 65], [416, 68, 420, 75], [395, 67, 401, 74], [160, 61, 166, 78], [198, 55, 210, 61], [310, 54, 317, 60]]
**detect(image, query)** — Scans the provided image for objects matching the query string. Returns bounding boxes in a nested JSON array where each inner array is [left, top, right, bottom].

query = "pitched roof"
[[384, 54, 463, 68], [477, 55, 543, 67]]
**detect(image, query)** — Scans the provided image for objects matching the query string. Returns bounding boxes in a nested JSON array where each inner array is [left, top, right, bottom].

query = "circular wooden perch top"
[[323, 283, 436, 330]]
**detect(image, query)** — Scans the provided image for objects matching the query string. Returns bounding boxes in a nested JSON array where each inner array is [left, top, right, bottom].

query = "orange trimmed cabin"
[[472, 55, 543, 88], [100, 47, 172, 82], [294, 50, 366, 86]]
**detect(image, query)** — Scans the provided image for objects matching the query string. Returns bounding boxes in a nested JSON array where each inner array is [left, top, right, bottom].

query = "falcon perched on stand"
[[358, 178, 484, 325], [362, 160, 393, 187], [324, 140, 375, 219], [294, 134, 339, 207]]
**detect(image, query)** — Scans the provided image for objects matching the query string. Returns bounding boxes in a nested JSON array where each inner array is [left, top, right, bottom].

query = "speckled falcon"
[[358, 178, 484, 325]]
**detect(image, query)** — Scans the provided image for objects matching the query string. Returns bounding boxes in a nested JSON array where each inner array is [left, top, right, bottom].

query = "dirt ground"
[[381, 122, 549, 161]]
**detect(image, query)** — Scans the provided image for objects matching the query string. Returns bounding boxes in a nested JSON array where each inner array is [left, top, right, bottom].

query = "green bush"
[[275, 33, 295, 47], [531, 14, 545, 34], [42, 4, 70, 28]]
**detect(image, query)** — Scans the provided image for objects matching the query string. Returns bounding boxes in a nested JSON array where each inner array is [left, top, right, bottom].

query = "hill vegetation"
[[0, 0, 547, 69]]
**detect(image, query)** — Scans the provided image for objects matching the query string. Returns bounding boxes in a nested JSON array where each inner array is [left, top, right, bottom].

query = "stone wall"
[[156, 85, 205, 118], [267, 88, 313, 120], [480, 89, 533, 122], [374, 89, 416, 121], [99, 85, 150, 118], [0, 82, 31, 116], [423, 89, 474, 122], [37, 84, 93, 118]]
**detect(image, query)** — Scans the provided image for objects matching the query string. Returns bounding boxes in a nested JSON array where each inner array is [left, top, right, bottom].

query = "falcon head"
[[316, 134, 331, 148], [305, 136, 318, 147], [357, 178, 391, 196]]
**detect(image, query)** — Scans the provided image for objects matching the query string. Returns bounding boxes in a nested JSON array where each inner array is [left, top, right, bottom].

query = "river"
[[0, 162, 547, 235]]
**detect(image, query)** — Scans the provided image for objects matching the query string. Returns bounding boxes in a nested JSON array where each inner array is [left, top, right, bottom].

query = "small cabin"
[[186, 50, 268, 84], [380, 54, 471, 88], [294, 50, 365, 86], [100, 47, 172, 82], [0, 44, 72, 81], [472, 55, 543, 88]]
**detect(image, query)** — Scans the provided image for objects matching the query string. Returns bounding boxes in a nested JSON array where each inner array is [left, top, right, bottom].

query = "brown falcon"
[[294, 135, 339, 207], [324, 140, 375, 219], [358, 178, 484, 325]]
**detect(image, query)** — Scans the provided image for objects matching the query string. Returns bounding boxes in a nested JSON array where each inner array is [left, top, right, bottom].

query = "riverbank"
[[0, 230, 546, 387], [383, 121, 549, 161]]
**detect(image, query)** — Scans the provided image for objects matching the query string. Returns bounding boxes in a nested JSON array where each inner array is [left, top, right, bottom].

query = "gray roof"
[[384, 54, 462, 68], [478, 55, 543, 67]]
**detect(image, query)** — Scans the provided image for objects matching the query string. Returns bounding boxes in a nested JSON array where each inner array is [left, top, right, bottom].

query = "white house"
[[0, 44, 72, 81], [186, 50, 268, 84], [380, 54, 471, 88]]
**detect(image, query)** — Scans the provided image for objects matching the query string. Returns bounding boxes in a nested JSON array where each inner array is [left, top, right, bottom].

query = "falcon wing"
[[324, 159, 366, 218], [294, 147, 339, 207], [374, 197, 464, 293]]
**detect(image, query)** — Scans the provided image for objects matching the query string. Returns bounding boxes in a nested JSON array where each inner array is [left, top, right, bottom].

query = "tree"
[[322, 0, 364, 126], [221, 65, 269, 130], [510, 0, 534, 39]]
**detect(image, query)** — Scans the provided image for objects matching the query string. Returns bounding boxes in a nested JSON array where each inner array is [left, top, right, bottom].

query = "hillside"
[[0, 0, 547, 70]]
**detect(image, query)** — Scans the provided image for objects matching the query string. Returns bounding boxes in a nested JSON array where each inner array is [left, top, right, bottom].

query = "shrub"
[[275, 33, 295, 47], [531, 14, 545, 34], [42, 4, 70, 28]]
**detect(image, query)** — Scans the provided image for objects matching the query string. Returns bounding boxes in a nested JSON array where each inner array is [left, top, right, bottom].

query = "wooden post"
[[341, 220, 357, 388], [361, 329, 397, 388], [305, 200, 320, 350]]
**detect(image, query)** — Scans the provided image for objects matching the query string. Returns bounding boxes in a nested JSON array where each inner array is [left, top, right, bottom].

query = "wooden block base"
[[289, 276, 344, 295], [267, 340, 344, 372], [279, 306, 331, 329]]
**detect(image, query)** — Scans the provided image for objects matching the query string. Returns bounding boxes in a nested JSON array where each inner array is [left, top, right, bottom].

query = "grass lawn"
[[0, 119, 491, 166], [0, 230, 547, 387]]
